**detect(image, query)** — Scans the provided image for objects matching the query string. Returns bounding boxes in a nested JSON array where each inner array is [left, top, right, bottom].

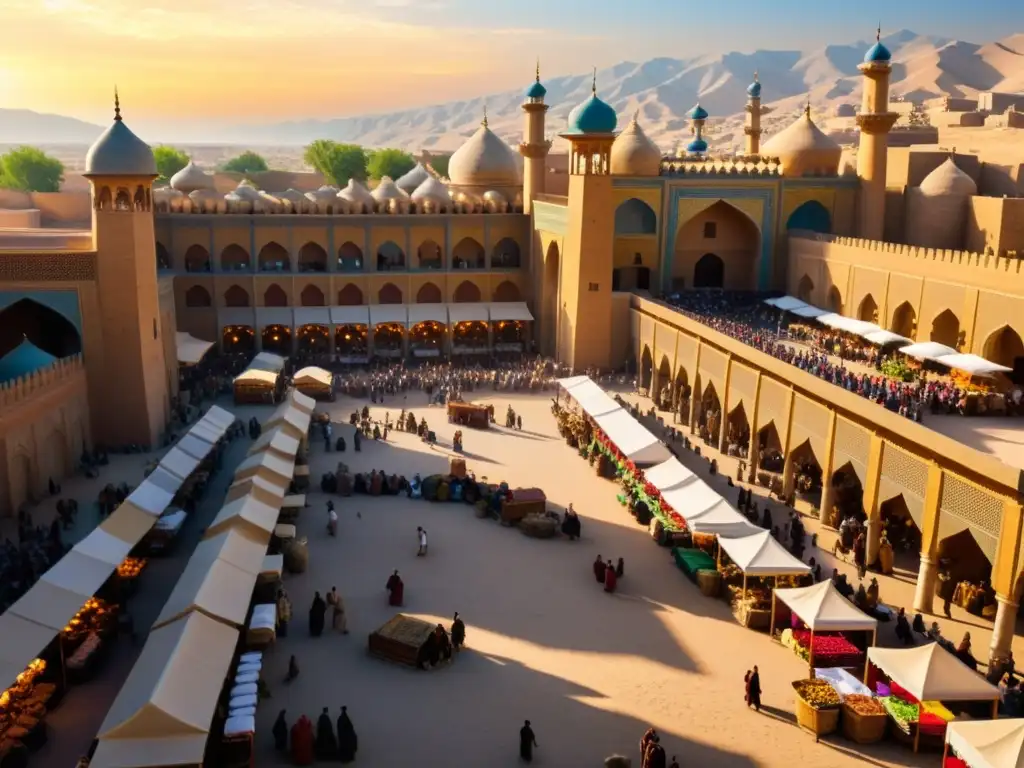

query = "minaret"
[[745, 73, 764, 156], [856, 27, 899, 240], [83, 90, 169, 448], [686, 104, 709, 156], [518, 60, 551, 214]]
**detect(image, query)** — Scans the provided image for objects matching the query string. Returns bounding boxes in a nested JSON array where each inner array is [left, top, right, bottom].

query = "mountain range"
[[2, 29, 1023, 153]]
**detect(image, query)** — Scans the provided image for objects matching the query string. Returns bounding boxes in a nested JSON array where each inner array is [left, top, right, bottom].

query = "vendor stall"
[[248, 427, 301, 462], [205, 493, 282, 547], [141, 507, 188, 554], [263, 400, 310, 443], [771, 581, 877, 672], [945, 718, 1024, 768], [233, 450, 295, 494], [293, 366, 334, 401], [592, 408, 671, 467], [226, 474, 287, 508], [249, 351, 287, 373], [447, 401, 490, 429], [717, 530, 810, 629], [557, 376, 622, 418], [233, 368, 280, 404], [642, 456, 697, 493], [500, 488, 546, 525]]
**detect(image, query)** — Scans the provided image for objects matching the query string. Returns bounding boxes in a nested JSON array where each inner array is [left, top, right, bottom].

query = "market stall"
[[592, 408, 671, 467], [500, 488, 546, 525], [205, 493, 282, 546], [447, 402, 490, 429], [557, 376, 621, 418], [263, 400, 310, 443], [717, 530, 810, 629], [249, 351, 287, 373], [157, 446, 203, 485], [233, 368, 280, 404], [233, 450, 295, 494], [293, 366, 334, 401], [945, 718, 1024, 768], [141, 507, 188, 555], [248, 427, 301, 462], [771, 581, 877, 672], [369, 614, 438, 668], [490, 302, 532, 351], [449, 303, 491, 355], [226, 474, 287, 508], [175, 332, 215, 367], [642, 456, 697, 493]]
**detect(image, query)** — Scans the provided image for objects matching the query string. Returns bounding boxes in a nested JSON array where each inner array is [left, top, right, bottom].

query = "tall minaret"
[[744, 73, 764, 156], [856, 27, 899, 240], [518, 60, 551, 214]]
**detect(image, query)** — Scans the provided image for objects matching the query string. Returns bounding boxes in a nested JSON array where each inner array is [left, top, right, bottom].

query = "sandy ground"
[[252, 388, 941, 768]]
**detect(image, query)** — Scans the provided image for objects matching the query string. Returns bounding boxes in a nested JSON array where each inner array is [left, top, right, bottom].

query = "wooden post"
[[913, 723, 921, 753], [863, 659, 871, 685], [942, 742, 949, 763], [743, 573, 748, 602], [769, 591, 777, 639], [809, 630, 815, 675], [992, 698, 1000, 719]]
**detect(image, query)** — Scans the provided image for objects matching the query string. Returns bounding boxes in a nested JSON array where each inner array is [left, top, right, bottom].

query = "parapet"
[[660, 156, 782, 177], [0, 355, 85, 412]]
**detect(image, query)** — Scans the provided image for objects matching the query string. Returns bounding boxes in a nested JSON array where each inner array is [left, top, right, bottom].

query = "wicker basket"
[[793, 690, 839, 742], [841, 705, 887, 744], [697, 569, 721, 597]]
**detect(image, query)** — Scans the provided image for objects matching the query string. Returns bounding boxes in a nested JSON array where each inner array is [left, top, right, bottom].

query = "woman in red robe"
[[604, 560, 617, 593], [291, 714, 314, 765], [386, 570, 404, 606]]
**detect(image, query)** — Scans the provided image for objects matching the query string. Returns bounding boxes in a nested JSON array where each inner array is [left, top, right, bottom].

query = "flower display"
[[790, 629, 864, 667]]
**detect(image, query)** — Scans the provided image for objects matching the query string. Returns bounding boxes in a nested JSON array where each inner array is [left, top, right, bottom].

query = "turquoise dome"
[[686, 138, 708, 154], [0, 339, 57, 383], [688, 104, 709, 121], [747, 80, 762, 98], [565, 93, 618, 135], [526, 80, 547, 99], [864, 40, 891, 63]]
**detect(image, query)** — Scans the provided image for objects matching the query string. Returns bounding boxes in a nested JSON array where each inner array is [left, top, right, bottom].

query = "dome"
[[761, 109, 842, 177], [152, 186, 183, 212], [169, 160, 214, 193], [610, 114, 662, 176], [279, 188, 312, 213], [189, 188, 225, 214], [482, 189, 509, 213], [919, 158, 977, 197], [306, 186, 340, 213], [864, 40, 892, 63], [224, 192, 252, 213], [526, 80, 547, 99], [233, 182, 262, 201], [371, 177, 409, 203], [410, 176, 451, 209], [688, 104, 709, 121], [448, 120, 521, 188], [396, 163, 431, 194], [747, 77, 762, 99], [686, 138, 708, 154], [338, 179, 375, 212], [565, 92, 618, 135], [84, 99, 157, 177]]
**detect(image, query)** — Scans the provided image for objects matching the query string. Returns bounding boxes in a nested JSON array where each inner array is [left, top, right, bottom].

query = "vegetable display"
[[843, 694, 885, 716], [793, 679, 841, 709]]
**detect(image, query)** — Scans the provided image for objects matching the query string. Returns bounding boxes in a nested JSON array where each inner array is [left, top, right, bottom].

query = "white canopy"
[[0, 612, 63, 693], [289, 389, 316, 414], [489, 302, 534, 321], [407, 304, 448, 326], [592, 408, 671, 466], [686, 501, 764, 538], [199, 405, 236, 433], [863, 330, 912, 347], [934, 353, 1012, 377], [947, 719, 1024, 768], [774, 580, 878, 631], [175, 434, 214, 460], [249, 351, 286, 372], [234, 369, 278, 386], [790, 305, 830, 319], [248, 428, 301, 460], [818, 313, 881, 336], [174, 332, 214, 366], [226, 475, 287, 508], [234, 450, 295, 490], [557, 376, 621, 418], [866, 643, 1000, 702], [370, 305, 408, 325], [330, 305, 369, 325], [717, 530, 811, 576], [899, 341, 959, 362], [764, 296, 807, 311], [661, 479, 729, 520], [187, 420, 224, 445], [73, 527, 135, 567], [39, 549, 117, 605], [263, 401, 311, 440], [293, 366, 332, 388], [254, 307, 293, 328], [126, 475, 177, 517], [292, 307, 330, 326], [206, 493, 281, 544], [7, 579, 92, 632], [643, 456, 697, 493], [448, 303, 490, 323], [158, 447, 201, 483]]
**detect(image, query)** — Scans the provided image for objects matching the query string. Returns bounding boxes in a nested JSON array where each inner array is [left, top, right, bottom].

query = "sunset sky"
[[1, 0, 1021, 134]]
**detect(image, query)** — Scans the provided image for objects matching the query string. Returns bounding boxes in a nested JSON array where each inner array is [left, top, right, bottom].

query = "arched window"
[[416, 283, 443, 303], [298, 242, 328, 273], [452, 280, 482, 303], [416, 240, 443, 270], [930, 309, 961, 349], [452, 237, 485, 269], [491, 237, 521, 268], [614, 198, 657, 235], [94, 186, 112, 211], [338, 242, 363, 272], [156, 243, 171, 270], [133, 186, 147, 212], [377, 241, 405, 271], [224, 285, 250, 307], [378, 283, 403, 304], [693, 254, 725, 289], [796, 275, 814, 304], [264, 284, 288, 307], [492, 281, 521, 302], [184, 244, 211, 273], [220, 244, 250, 272], [114, 188, 132, 211], [337, 284, 364, 306], [300, 285, 325, 306], [786, 200, 832, 234], [258, 242, 290, 272], [184, 286, 212, 308], [857, 294, 878, 323], [0, 298, 82, 359]]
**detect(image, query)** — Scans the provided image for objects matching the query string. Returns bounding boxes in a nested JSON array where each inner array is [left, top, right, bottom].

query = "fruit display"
[[117, 556, 147, 580], [843, 694, 885, 716], [62, 597, 117, 647], [881, 696, 919, 734], [793, 679, 841, 709], [790, 630, 864, 667]]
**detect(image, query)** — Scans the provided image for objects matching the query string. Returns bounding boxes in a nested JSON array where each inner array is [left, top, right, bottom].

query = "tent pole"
[[992, 698, 999, 719], [942, 742, 949, 762], [769, 592, 777, 639], [743, 573, 748, 603], [913, 723, 920, 753], [863, 660, 871, 685], [809, 630, 814, 676]]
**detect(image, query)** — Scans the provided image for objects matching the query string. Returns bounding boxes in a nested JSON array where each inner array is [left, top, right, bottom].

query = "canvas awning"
[[407, 304, 448, 326], [152, 532, 264, 630], [39, 549, 117, 605], [817, 313, 880, 336], [592, 408, 671, 466], [175, 433, 214, 461], [206, 492, 281, 543], [174, 332, 215, 366], [97, 612, 237, 746], [74, 527, 135, 567], [99, 503, 159, 548], [290, 389, 316, 415], [0, 612, 61, 692], [660, 479, 728, 520], [234, 368, 279, 386], [226, 475, 287, 508], [261, 554, 284, 580], [867, 643, 1000, 702], [763, 296, 807, 311], [293, 307, 331, 326], [293, 366, 332, 388], [947, 718, 1024, 768], [254, 307, 294, 328], [643, 456, 697, 493], [686, 501, 764, 538], [370, 305, 407, 325], [899, 341, 958, 362], [218, 307, 256, 327], [330, 306, 369, 325], [717, 530, 811, 576], [200, 405, 236, 433], [187, 420, 224, 445], [934, 353, 1012, 377], [790, 305, 829, 319], [90, 734, 210, 768], [248, 428, 301, 461], [250, 351, 287, 372], [557, 376, 621, 418], [233, 450, 295, 490], [489, 302, 533, 321], [126, 475, 177, 517], [158, 447, 202, 483], [264, 402, 310, 440], [7, 579, 90, 632], [863, 330, 912, 347], [774, 580, 878, 631], [448, 303, 490, 323]]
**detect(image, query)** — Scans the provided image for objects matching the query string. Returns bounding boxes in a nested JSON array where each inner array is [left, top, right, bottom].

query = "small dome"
[[371, 177, 409, 203], [396, 163, 431, 194], [411, 176, 451, 208], [565, 92, 617, 135], [747, 77, 762, 99], [526, 80, 547, 100], [610, 114, 662, 176], [338, 179, 375, 212], [688, 103, 709, 121], [85, 108, 157, 177], [762, 109, 842, 177], [258, 191, 285, 213], [280, 188, 312, 213], [448, 120, 521, 188], [919, 158, 977, 197], [482, 189, 509, 213], [864, 41, 891, 63], [224, 192, 252, 213], [169, 160, 214, 193], [306, 187, 340, 213], [686, 138, 708, 154], [233, 182, 262, 201], [189, 188, 225, 214]]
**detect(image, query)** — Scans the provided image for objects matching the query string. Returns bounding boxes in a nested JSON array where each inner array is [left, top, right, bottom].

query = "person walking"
[[417, 526, 428, 556], [337, 706, 358, 763], [519, 720, 538, 762], [451, 612, 466, 651], [745, 665, 762, 712], [276, 589, 292, 638], [328, 587, 349, 634]]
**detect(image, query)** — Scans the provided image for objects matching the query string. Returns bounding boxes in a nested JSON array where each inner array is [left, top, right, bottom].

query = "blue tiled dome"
[[526, 80, 547, 99], [688, 104, 709, 121], [565, 93, 618, 135], [747, 80, 762, 98], [864, 40, 891, 63], [686, 138, 708, 154]]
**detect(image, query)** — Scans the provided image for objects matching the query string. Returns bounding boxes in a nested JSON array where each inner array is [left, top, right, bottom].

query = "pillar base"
[[989, 594, 1019, 667], [912, 555, 938, 614], [865, 518, 881, 566]]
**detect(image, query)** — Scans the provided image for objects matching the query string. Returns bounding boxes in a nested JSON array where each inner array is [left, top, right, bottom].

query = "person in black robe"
[[353, 429, 362, 452], [593, 555, 607, 584], [746, 665, 762, 712], [761, 506, 772, 530], [272, 710, 288, 751], [615, 558, 625, 579], [309, 592, 327, 637], [451, 612, 466, 651], [337, 706, 358, 763], [315, 707, 337, 759], [417, 632, 438, 669], [646, 738, 667, 768], [519, 720, 538, 762]]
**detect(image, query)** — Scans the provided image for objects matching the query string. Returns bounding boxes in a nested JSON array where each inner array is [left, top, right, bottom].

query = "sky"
[[1, 0, 1022, 131]]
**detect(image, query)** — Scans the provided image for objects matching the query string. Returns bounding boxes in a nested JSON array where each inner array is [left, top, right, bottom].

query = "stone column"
[[912, 554, 938, 614], [782, 451, 796, 499], [989, 594, 1019, 666], [819, 478, 835, 524], [865, 517, 882, 565]]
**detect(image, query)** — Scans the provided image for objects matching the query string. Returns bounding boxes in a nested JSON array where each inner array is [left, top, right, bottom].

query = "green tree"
[[367, 148, 416, 181], [153, 145, 189, 183], [0, 146, 64, 192], [303, 140, 367, 186], [222, 151, 269, 174], [428, 154, 451, 179]]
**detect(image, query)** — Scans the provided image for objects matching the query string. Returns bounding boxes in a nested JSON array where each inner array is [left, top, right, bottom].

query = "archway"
[[416, 240, 443, 270], [698, 381, 723, 443], [377, 241, 405, 271], [337, 242, 363, 272], [493, 281, 521, 302], [786, 200, 832, 234], [723, 402, 749, 458], [672, 200, 760, 291], [614, 198, 657, 235], [826, 461, 864, 527], [224, 285, 250, 308], [452, 237, 485, 269], [796, 275, 814, 304], [156, 243, 171, 270], [453, 280, 482, 303], [891, 301, 916, 339], [416, 283, 443, 304], [787, 440, 823, 504], [541, 242, 560, 357], [261, 325, 291, 356], [410, 321, 445, 358], [938, 530, 992, 596], [337, 284, 364, 306], [297, 242, 328, 273], [185, 285, 212, 308], [693, 254, 725, 289], [930, 309, 961, 349], [258, 242, 290, 272], [184, 244, 211, 273], [220, 244, 250, 272], [639, 345, 653, 393], [222, 325, 255, 354], [983, 325, 1024, 383], [492, 237, 521, 268], [378, 283, 403, 305], [264, 284, 288, 307], [654, 355, 672, 410], [300, 284, 325, 306], [335, 325, 368, 358], [857, 294, 878, 323], [826, 286, 843, 314], [879, 495, 921, 571], [0, 298, 82, 360], [674, 367, 691, 423], [755, 421, 785, 477], [297, 324, 329, 353]]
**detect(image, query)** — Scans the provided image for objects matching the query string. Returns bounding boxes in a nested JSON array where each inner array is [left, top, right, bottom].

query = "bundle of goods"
[[0, 660, 54, 755], [66, 633, 103, 680], [787, 630, 864, 667], [841, 694, 887, 744], [63, 598, 118, 649], [519, 513, 558, 539], [282, 536, 308, 574], [117, 557, 147, 581], [719, 564, 744, 586], [881, 695, 953, 742], [792, 679, 841, 740], [697, 569, 721, 597], [671, 547, 716, 580]]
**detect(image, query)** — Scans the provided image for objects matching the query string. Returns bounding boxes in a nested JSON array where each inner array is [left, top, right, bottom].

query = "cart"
[[447, 402, 491, 429]]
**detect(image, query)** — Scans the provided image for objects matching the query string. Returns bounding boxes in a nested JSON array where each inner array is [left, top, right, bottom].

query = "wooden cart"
[[368, 614, 436, 668], [447, 402, 491, 429], [500, 488, 547, 525]]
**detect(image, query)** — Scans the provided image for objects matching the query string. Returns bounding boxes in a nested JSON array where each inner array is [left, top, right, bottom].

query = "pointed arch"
[[983, 325, 1024, 376], [156, 242, 171, 270], [378, 283, 403, 305], [258, 241, 290, 272], [786, 200, 832, 234], [891, 301, 916, 338], [639, 345, 653, 392], [416, 282, 443, 303], [224, 285, 250, 308], [930, 309, 961, 349], [796, 275, 814, 304], [377, 241, 405, 270], [337, 284, 364, 306], [114, 188, 132, 210], [264, 284, 288, 307], [297, 241, 328, 273], [491, 237, 522, 268], [452, 237, 485, 269], [184, 285, 212, 308], [300, 284, 325, 306], [857, 294, 878, 323], [672, 200, 760, 291], [541, 241, 560, 356], [826, 286, 843, 314], [452, 280, 482, 303], [416, 240, 443, 270], [220, 243, 250, 272], [614, 198, 657, 235], [337, 241, 363, 272], [184, 244, 211, 273], [492, 281, 521, 302], [693, 254, 725, 289], [0, 298, 82, 359]]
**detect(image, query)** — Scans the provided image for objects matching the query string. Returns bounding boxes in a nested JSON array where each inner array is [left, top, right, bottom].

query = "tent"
[[0, 612, 61, 692], [186, 420, 224, 445], [263, 401, 310, 440], [556, 376, 622, 418], [233, 368, 278, 387], [175, 433, 214, 461], [99, 503, 159, 549], [643, 456, 697, 493], [93, 612, 238, 768], [592, 408, 671, 466], [717, 530, 811, 576], [74, 527, 135, 568], [946, 718, 1024, 768], [6, 579, 90, 632], [247, 428, 301, 461], [289, 389, 316, 415], [661, 480, 730, 521], [226, 475, 287, 507], [293, 366, 332, 388], [249, 351, 286, 373], [233, 450, 295, 490], [790, 305, 830, 319], [124, 476, 176, 518], [448, 303, 490, 323], [686, 501, 763, 538], [488, 302, 534, 321], [933, 353, 1012, 377], [866, 644, 1000, 703], [763, 296, 807, 311], [197, 405, 236, 435], [174, 332, 215, 366], [206, 493, 281, 544], [773, 580, 878, 631], [157, 447, 202, 483], [863, 330, 912, 347], [899, 341, 958, 362], [39, 549, 117, 607], [0, 338, 57, 382]]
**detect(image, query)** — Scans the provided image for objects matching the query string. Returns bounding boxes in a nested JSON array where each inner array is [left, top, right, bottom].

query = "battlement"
[[661, 156, 782, 177], [0, 355, 85, 412]]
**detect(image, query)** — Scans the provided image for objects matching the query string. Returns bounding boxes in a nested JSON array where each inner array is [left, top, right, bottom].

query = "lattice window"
[[834, 418, 869, 467], [880, 445, 927, 499], [940, 473, 1003, 538], [730, 365, 756, 398], [793, 398, 828, 438], [699, 347, 725, 379]]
